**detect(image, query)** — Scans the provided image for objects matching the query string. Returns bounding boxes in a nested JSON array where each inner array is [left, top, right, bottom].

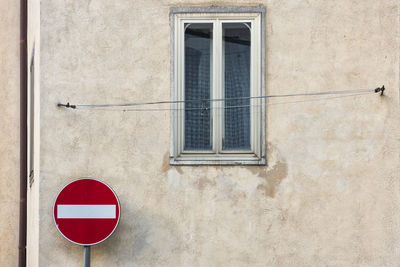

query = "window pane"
[[184, 23, 213, 150], [223, 23, 251, 150]]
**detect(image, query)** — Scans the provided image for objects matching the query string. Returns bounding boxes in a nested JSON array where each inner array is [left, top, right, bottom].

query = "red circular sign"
[[53, 178, 120, 246]]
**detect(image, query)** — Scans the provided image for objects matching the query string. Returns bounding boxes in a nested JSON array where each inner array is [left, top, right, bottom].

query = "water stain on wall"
[[248, 143, 289, 197], [196, 177, 216, 190], [160, 143, 288, 198], [257, 161, 288, 197], [161, 152, 183, 174]]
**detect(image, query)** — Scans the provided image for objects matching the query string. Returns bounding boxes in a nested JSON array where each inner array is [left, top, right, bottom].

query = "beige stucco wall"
[[39, 0, 399, 266], [0, 0, 20, 266]]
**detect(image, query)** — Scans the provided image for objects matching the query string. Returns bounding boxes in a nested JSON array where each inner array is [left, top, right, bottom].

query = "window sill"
[[170, 155, 266, 166]]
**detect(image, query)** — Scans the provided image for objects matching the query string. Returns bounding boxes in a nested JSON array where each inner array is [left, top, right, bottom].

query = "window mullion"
[[214, 19, 223, 154]]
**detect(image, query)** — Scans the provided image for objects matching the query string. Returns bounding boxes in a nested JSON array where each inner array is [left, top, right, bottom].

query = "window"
[[170, 7, 265, 165]]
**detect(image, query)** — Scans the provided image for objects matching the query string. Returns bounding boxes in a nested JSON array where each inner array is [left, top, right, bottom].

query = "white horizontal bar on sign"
[[57, 205, 116, 219]]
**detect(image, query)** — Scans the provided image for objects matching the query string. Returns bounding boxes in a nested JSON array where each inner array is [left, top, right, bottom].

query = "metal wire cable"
[[58, 86, 384, 110], [72, 91, 375, 112]]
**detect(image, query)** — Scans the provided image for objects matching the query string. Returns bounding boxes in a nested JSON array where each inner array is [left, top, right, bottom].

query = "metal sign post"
[[83, 246, 90, 267]]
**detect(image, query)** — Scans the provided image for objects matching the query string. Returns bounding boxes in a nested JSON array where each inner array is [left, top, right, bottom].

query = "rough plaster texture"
[[39, 0, 399, 266], [0, 0, 20, 266]]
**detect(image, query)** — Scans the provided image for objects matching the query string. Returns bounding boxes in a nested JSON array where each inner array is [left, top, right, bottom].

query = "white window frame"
[[170, 7, 266, 165]]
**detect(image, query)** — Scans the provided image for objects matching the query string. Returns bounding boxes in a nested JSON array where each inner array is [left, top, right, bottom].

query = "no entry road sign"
[[53, 178, 120, 246]]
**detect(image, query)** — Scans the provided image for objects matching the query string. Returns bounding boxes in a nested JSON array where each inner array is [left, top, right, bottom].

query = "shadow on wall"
[[92, 206, 182, 266]]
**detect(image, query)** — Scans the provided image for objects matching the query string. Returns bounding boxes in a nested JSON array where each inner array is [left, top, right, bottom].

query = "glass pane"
[[223, 23, 251, 150], [184, 23, 213, 150]]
